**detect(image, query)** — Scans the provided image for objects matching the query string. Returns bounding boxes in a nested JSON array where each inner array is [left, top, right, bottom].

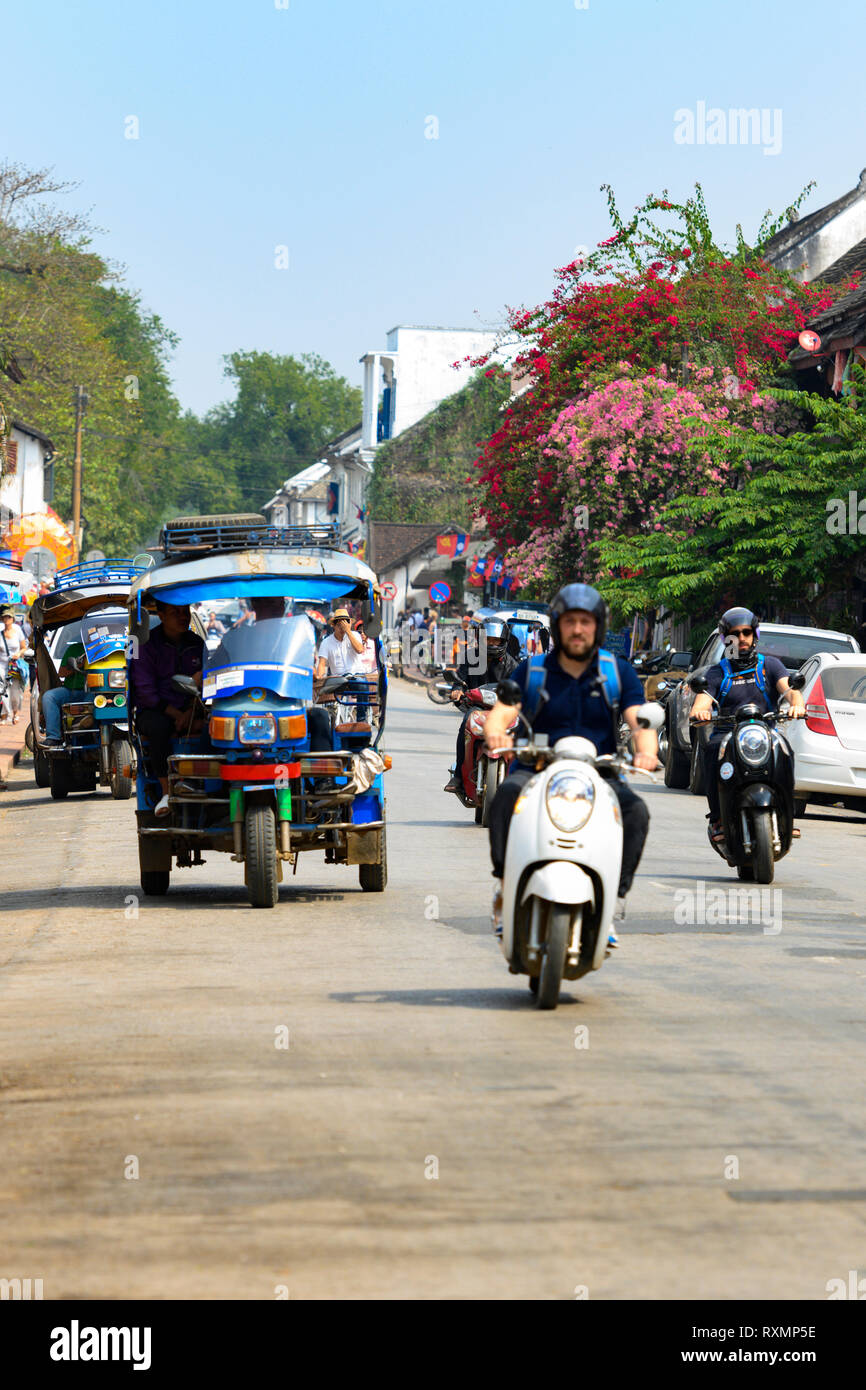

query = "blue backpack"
[[523, 649, 622, 727], [718, 655, 768, 702]]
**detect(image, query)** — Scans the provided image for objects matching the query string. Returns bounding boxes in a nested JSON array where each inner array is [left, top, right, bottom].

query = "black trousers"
[[488, 764, 650, 897], [308, 705, 333, 752], [136, 707, 178, 779], [701, 738, 724, 821], [455, 715, 468, 774]]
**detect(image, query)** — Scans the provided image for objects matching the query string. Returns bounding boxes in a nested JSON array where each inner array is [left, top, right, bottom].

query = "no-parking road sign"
[[429, 581, 451, 605], [380, 581, 398, 601]]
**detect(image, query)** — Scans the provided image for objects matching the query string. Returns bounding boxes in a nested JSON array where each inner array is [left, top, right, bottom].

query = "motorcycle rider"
[[483, 584, 658, 945], [691, 607, 805, 845], [444, 616, 521, 795]]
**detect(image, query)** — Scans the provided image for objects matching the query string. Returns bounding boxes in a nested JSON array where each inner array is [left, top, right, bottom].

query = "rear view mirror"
[[496, 679, 523, 707], [689, 674, 708, 694], [171, 674, 198, 697], [788, 671, 807, 690], [635, 701, 665, 730]]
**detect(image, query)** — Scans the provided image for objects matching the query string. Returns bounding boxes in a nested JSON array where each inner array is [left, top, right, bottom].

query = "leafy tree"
[[200, 351, 362, 512], [597, 375, 866, 628], [471, 183, 846, 567]]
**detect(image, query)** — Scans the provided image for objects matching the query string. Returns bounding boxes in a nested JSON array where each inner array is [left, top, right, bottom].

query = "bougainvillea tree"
[[471, 183, 848, 591]]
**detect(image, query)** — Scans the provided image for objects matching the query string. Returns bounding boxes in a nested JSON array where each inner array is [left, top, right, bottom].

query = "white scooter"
[[498, 699, 664, 1009]]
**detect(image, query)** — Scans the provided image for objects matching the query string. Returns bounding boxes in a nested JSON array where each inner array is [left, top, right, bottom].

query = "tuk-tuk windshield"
[[203, 615, 316, 701], [81, 610, 128, 664]]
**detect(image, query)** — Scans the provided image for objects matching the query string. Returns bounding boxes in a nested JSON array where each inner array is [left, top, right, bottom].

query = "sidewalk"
[[0, 718, 28, 790]]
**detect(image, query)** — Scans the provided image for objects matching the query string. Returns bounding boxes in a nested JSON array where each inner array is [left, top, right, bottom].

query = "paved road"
[[1, 680, 865, 1300]]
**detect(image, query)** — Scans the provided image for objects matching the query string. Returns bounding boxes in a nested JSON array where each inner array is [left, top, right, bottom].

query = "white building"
[[266, 325, 508, 558], [764, 168, 866, 284], [359, 325, 504, 451], [0, 419, 55, 525]]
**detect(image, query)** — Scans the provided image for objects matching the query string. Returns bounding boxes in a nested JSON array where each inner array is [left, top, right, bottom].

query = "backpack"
[[523, 649, 622, 729], [718, 655, 768, 703]]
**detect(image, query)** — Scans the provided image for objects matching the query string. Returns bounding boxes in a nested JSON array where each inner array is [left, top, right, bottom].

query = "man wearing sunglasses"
[[691, 607, 804, 844]]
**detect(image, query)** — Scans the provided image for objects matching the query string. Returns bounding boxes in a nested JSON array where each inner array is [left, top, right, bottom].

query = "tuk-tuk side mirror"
[[788, 671, 806, 690], [171, 674, 198, 697], [688, 674, 709, 694]]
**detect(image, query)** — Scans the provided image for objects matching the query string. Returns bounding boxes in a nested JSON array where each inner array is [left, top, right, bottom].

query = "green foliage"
[[597, 375, 866, 626], [368, 367, 511, 524], [0, 162, 361, 551], [199, 351, 361, 511]]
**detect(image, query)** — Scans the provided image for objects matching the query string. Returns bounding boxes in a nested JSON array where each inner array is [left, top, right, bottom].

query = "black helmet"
[[549, 583, 606, 651], [719, 607, 760, 641]]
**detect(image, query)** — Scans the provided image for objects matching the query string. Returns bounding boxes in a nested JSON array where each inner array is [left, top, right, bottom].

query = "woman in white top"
[[0, 609, 28, 723]]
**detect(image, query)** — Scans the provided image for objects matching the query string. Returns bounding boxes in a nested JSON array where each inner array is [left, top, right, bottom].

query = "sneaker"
[[71, 710, 95, 730], [491, 881, 503, 940], [606, 925, 620, 953], [154, 794, 171, 819], [443, 774, 460, 793], [42, 737, 62, 749]]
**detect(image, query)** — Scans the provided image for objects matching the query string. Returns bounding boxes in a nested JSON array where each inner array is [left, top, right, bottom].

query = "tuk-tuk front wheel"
[[110, 740, 134, 800], [245, 804, 279, 908]]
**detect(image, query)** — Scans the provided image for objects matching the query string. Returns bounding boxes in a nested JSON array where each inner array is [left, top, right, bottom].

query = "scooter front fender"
[[521, 862, 595, 908], [738, 782, 774, 810]]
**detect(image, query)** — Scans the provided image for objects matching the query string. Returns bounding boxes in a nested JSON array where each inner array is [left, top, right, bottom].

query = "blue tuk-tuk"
[[29, 560, 149, 798], [127, 516, 390, 907]]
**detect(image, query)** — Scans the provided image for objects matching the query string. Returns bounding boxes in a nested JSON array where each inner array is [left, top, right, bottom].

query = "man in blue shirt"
[[483, 584, 658, 944]]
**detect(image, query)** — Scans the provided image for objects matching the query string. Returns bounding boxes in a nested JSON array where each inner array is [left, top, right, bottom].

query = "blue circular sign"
[[429, 581, 451, 604]]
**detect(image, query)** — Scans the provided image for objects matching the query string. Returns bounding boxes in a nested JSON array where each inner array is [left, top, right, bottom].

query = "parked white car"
[[785, 653, 866, 814]]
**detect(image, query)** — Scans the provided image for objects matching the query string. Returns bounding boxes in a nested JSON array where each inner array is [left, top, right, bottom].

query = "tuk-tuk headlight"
[[736, 724, 770, 767], [108, 670, 126, 688], [238, 713, 277, 745], [545, 769, 595, 832]]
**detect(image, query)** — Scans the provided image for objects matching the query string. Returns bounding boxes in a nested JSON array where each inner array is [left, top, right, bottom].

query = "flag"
[[472, 555, 486, 576], [483, 556, 497, 580], [491, 555, 504, 579], [436, 534, 458, 557], [454, 533, 467, 557], [501, 574, 514, 590]]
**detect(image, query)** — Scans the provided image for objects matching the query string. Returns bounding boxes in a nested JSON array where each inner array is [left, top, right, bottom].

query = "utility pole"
[[72, 385, 87, 560]]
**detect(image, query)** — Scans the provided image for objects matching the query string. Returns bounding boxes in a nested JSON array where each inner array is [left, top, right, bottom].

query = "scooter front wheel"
[[536, 904, 571, 1010], [751, 813, 774, 884]]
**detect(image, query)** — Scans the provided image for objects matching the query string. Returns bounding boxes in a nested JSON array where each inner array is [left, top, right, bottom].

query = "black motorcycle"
[[688, 671, 806, 883]]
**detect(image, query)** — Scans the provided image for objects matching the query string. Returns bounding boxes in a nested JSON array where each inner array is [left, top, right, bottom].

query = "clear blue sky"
[[4, 0, 863, 416]]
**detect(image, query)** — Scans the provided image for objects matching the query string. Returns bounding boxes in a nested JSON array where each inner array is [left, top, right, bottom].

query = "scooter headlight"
[[238, 713, 277, 745], [108, 669, 126, 688], [545, 769, 595, 832], [736, 723, 770, 767]]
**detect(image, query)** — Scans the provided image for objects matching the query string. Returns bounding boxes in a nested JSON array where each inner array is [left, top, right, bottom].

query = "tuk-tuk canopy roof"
[[129, 547, 379, 609], [30, 584, 140, 631]]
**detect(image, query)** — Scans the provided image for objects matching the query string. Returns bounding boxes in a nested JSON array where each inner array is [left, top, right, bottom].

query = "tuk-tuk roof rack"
[[53, 560, 149, 591], [160, 519, 344, 558], [0, 556, 23, 570]]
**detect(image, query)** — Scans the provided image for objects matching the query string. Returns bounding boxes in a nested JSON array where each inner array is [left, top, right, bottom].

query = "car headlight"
[[108, 669, 126, 688], [238, 713, 277, 745], [736, 724, 770, 767], [545, 769, 595, 832]]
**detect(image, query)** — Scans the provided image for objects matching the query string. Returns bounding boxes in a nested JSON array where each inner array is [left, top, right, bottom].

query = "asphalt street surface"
[[1, 679, 865, 1299]]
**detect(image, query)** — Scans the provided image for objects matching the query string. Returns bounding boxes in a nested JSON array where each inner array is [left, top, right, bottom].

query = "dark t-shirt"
[[705, 654, 788, 716], [510, 649, 644, 756]]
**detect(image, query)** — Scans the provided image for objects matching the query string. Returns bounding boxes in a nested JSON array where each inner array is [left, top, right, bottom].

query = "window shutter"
[[3, 439, 18, 475]]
